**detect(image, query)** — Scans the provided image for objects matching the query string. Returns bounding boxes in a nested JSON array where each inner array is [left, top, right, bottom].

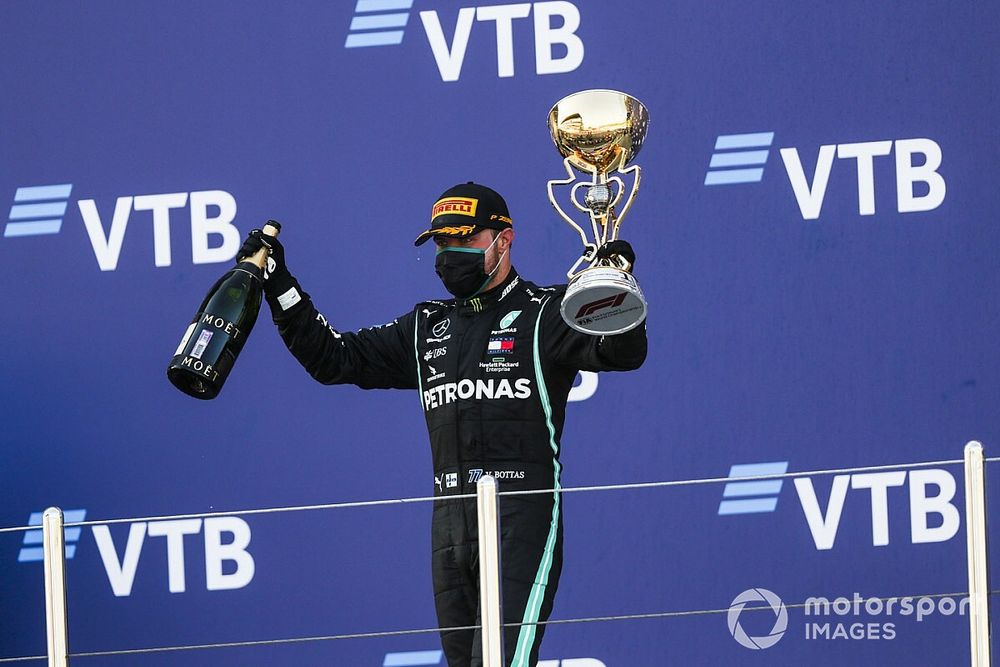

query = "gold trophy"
[[546, 89, 649, 335]]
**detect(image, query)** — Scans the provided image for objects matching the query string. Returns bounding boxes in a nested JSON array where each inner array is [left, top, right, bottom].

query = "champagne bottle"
[[166, 222, 280, 399]]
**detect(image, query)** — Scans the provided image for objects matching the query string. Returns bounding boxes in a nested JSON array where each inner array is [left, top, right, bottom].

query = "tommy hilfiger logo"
[[487, 337, 514, 354]]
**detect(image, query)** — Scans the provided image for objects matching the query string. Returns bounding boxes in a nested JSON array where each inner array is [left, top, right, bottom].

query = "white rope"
[[515, 590, 982, 628], [0, 624, 481, 663], [501, 457, 968, 499], [0, 493, 479, 534], [0, 456, 975, 534], [0, 590, 993, 662]]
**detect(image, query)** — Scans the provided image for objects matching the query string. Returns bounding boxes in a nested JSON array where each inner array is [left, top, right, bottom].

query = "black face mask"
[[435, 235, 505, 299]]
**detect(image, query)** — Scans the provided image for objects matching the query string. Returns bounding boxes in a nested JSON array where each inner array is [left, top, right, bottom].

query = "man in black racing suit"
[[240, 182, 646, 667]]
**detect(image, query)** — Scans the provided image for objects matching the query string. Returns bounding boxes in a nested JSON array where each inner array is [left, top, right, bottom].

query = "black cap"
[[414, 182, 513, 246]]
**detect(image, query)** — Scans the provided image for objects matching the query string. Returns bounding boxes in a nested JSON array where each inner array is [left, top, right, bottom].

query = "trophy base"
[[561, 266, 647, 335]]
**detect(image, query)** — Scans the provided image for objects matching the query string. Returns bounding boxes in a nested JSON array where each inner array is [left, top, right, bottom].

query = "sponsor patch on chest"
[[479, 359, 520, 374], [487, 337, 515, 354], [423, 378, 532, 410]]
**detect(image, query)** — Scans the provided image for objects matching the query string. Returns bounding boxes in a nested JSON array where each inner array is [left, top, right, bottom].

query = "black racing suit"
[[265, 267, 646, 667]]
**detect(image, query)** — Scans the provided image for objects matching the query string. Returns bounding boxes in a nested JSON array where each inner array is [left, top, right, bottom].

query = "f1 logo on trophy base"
[[546, 89, 650, 335]]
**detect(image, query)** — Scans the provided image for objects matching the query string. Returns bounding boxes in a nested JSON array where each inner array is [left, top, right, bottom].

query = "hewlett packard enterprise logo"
[[344, 0, 585, 82]]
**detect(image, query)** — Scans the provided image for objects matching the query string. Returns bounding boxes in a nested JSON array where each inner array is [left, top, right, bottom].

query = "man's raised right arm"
[[240, 228, 417, 390]]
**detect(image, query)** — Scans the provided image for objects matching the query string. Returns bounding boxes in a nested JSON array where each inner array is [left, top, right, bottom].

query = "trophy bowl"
[[548, 90, 649, 174]]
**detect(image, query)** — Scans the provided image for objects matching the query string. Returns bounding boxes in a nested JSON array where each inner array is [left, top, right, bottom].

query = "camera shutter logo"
[[727, 588, 788, 649]]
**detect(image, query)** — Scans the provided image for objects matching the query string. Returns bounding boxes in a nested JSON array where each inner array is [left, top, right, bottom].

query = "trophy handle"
[[609, 163, 642, 243], [547, 156, 599, 276], [566, 252, 593, 277]]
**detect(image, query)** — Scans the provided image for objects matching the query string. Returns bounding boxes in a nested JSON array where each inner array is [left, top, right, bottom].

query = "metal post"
[[477, 475, 504, 667], [964, 441, 992, 667], [42, 507, 69, 667]]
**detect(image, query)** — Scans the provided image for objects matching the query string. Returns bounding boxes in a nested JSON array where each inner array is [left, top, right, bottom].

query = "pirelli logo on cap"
[[432, 197, 478, 220]]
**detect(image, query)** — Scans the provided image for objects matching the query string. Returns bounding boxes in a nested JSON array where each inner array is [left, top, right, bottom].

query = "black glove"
[[596, 239, 636, 271], [238, 222, 308, 316], [237, 222, 286, 281]]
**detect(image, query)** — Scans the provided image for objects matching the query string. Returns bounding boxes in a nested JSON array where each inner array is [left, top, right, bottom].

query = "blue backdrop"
[[2, 1, 998, 664]]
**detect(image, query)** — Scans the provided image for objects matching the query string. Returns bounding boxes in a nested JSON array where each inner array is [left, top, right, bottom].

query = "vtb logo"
[[718, 462, 960, 551], [4, 184, 241, 271], [344, 0, 584, 82], [706, 132, 946, 220], [16, 509, 256, 597]]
